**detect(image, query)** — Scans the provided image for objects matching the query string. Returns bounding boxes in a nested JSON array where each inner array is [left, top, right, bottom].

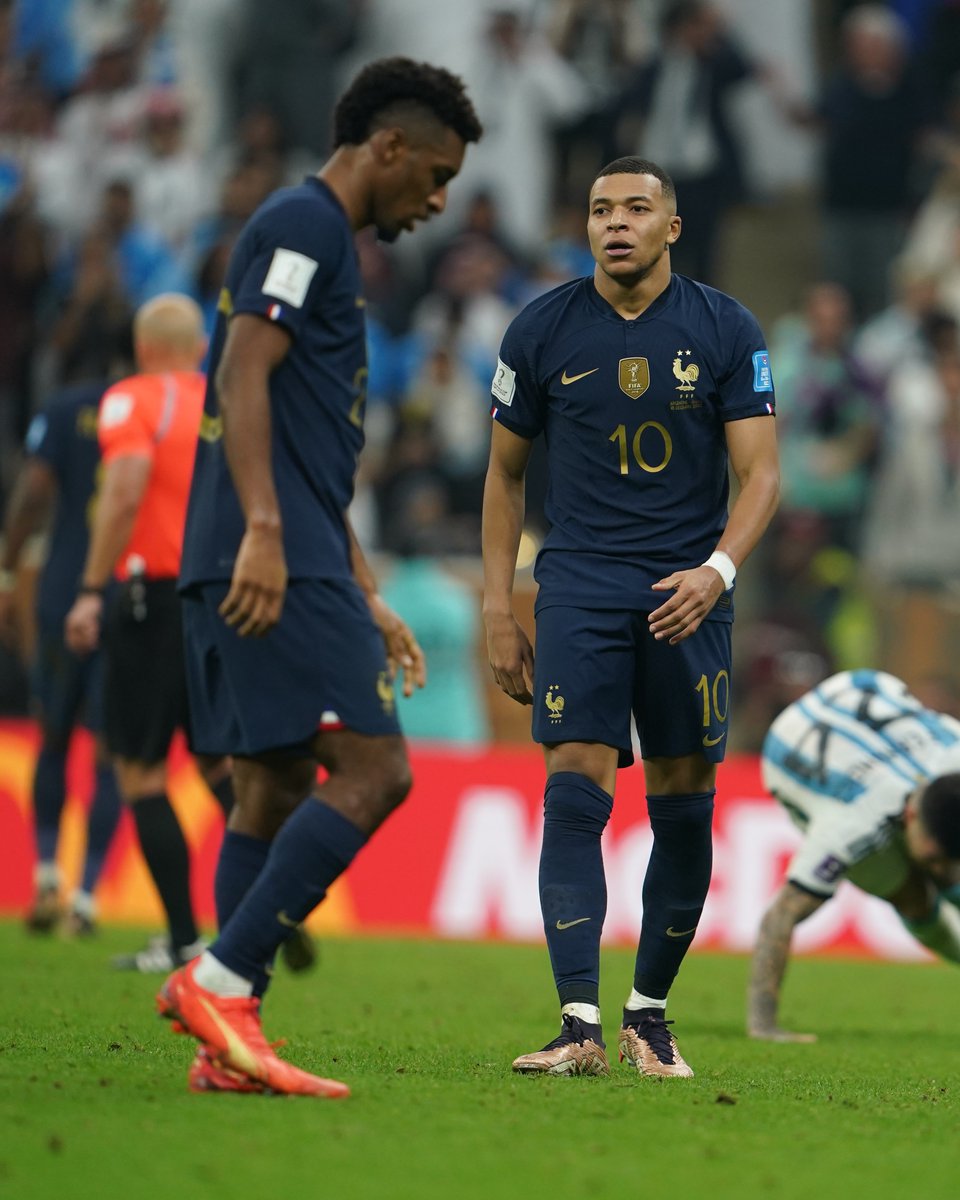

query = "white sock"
[[70, 889, 96, 919], [193, 951, 254, 998], [561, 1002, 601, 1025], [35, 861, 60, 891], [625, 989, 666, 1012]]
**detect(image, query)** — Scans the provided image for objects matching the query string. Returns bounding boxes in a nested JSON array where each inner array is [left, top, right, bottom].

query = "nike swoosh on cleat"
[[556, 917, 591, 930], [560, 368, 599, 385], [197, 996, 263, 1080], [666, 926, 698, 938], [702, 732, 726, 747]]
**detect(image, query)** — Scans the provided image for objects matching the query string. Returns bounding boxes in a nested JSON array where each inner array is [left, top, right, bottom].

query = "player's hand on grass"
[[649, 565, 726, 645], [220, 526, 288, 637], [367, 594, 426, 696], [484, 611, 534, 705], [748, 1024, 818, 1044], [65, 593, 103, 655]]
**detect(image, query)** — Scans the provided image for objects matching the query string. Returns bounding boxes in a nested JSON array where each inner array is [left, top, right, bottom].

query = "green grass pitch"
[[0, 921, 956, 1200]]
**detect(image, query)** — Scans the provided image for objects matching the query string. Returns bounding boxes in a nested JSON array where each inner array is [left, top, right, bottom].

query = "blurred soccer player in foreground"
[[749, 669, 960, 1042], [483, 157, 780, 1078], [65, 295, 233, 972], [157, 58, 481, 1097]]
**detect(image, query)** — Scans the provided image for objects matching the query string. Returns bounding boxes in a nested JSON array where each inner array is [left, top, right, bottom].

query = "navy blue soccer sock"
[[130, 792, 198, 951], [79, 764, 122, 894], [214, 830, 271, 995], [210, 797, 367, 987], [633, 791, 714, 1000], [33, 745, 67, 863], [538, 771, 613, 1009]]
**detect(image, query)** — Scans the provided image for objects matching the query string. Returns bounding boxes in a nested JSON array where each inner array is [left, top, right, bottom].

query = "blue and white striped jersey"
[[761, 670, 960, 897]]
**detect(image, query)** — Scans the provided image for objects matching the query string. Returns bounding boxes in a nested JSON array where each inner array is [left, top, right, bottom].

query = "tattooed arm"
[[747, 881, 826, 1042]]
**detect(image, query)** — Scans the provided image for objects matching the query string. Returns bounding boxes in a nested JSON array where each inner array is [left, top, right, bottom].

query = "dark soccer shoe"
[[24, 887, 62, 933], [619, 1012, 694, 1078], [280, 924, 318, 973], [512, 1013, 609, 1076]]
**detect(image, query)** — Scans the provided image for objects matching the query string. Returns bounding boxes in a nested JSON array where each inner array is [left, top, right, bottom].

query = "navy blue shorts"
[[181, 578, 403, 757], [32, 619, 105, 744], [532, 605, 732, 768]]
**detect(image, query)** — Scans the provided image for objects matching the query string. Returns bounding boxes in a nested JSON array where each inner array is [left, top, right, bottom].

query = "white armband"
[[703, 551, 736, 591]]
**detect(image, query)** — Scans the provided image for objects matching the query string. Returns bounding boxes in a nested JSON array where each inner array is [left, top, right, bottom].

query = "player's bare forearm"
[[720, 415, 780, 570], [81, 457, 149, 589], [1, 460, 56, 575], [482, 424, 535, 702], [747, 882, 823, 1042], [345, 514, 378, 599], [217, 314, 295, 536], [216, 315, 292, 635]]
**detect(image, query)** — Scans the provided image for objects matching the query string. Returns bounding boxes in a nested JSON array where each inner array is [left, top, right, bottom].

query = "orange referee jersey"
[[98, 370, 205, 581]]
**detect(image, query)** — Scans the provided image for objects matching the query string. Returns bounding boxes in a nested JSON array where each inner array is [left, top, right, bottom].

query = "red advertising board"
[[0, 720, 923, 959]]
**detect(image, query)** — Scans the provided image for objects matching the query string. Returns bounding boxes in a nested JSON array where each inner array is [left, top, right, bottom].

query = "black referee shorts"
[[102, 577, 189, 765]]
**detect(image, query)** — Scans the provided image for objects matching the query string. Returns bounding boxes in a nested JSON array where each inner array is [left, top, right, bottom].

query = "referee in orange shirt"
[[65, 294, 234, 972]]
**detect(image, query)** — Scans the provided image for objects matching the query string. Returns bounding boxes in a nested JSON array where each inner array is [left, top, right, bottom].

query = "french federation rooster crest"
[[545, 686, 565, 723], [672, 351, 700, 392]]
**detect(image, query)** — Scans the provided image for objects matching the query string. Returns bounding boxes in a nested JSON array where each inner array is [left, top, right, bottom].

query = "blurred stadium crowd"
[[2, 0, 960, 746]]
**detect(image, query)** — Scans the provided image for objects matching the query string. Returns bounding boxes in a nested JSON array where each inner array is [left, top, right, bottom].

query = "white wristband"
[[703, 551, 736, 591]]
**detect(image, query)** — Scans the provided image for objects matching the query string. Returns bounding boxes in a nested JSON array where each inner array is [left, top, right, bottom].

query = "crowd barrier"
[[0, 720, 924, 960]]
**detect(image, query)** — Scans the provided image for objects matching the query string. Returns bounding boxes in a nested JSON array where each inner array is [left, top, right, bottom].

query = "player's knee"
[[543, 775, 612, 835], [356, 745, 412, 818]]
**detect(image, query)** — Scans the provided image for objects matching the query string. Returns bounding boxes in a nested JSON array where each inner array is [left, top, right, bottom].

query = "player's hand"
[[747, 1025, 818, 1044], [220, 526, 287, 637], [65, 593, 103, 655], [485, 611, 535, 705], [649, 565, 726, 645], [367, 594, 426, 697]]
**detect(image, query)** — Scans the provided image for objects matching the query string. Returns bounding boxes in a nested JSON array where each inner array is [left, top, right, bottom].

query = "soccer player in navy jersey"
[[483, 156, 780, 1078], [157, 58, 482, 1098], [0, 382, 123, 937]]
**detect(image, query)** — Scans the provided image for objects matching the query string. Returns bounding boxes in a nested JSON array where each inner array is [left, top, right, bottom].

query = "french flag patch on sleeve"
[[267, 302, 283, 321]]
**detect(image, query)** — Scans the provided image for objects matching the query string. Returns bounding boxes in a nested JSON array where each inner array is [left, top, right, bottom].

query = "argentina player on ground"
[[483, 156, 780, 1079], [749, 669, 960, 1043]]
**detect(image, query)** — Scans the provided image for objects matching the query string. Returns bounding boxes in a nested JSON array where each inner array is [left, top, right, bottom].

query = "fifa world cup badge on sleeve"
[[752, 350, 773, 392], [491, 358, 516, 406]]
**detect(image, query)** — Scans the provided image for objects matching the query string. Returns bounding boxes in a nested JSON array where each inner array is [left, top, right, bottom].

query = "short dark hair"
[[919, 773, 960, 858], [593, 156, 676, 204], [333, 57, 483, 149]]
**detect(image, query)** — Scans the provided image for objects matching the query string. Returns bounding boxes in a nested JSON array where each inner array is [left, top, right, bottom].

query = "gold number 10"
[[608, 422, 673, 475], [696, 670, 730, 728]]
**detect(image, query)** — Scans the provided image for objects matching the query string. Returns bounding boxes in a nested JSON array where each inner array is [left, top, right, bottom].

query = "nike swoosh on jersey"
[[556, 917, 591, 930], [560, 368, 600, 385], [276, 910, 299, 929], [665, 926, 698, 938], [702, 732, 726, 747]]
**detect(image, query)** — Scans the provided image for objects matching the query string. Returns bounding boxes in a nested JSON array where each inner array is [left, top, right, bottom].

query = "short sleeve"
[[25, 411, 60, 469], [98, 384, 155, 464], [231, 198, 339, 340], [786, 810, 894, 898], [490, 315, 545, 440], [717, 303, 777, 421]]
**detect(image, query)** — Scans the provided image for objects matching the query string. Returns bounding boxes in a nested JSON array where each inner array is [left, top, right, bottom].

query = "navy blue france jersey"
[[491, 274, 775, 618], [25, 382, 104, 626], [180, 176, 366, 588]]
